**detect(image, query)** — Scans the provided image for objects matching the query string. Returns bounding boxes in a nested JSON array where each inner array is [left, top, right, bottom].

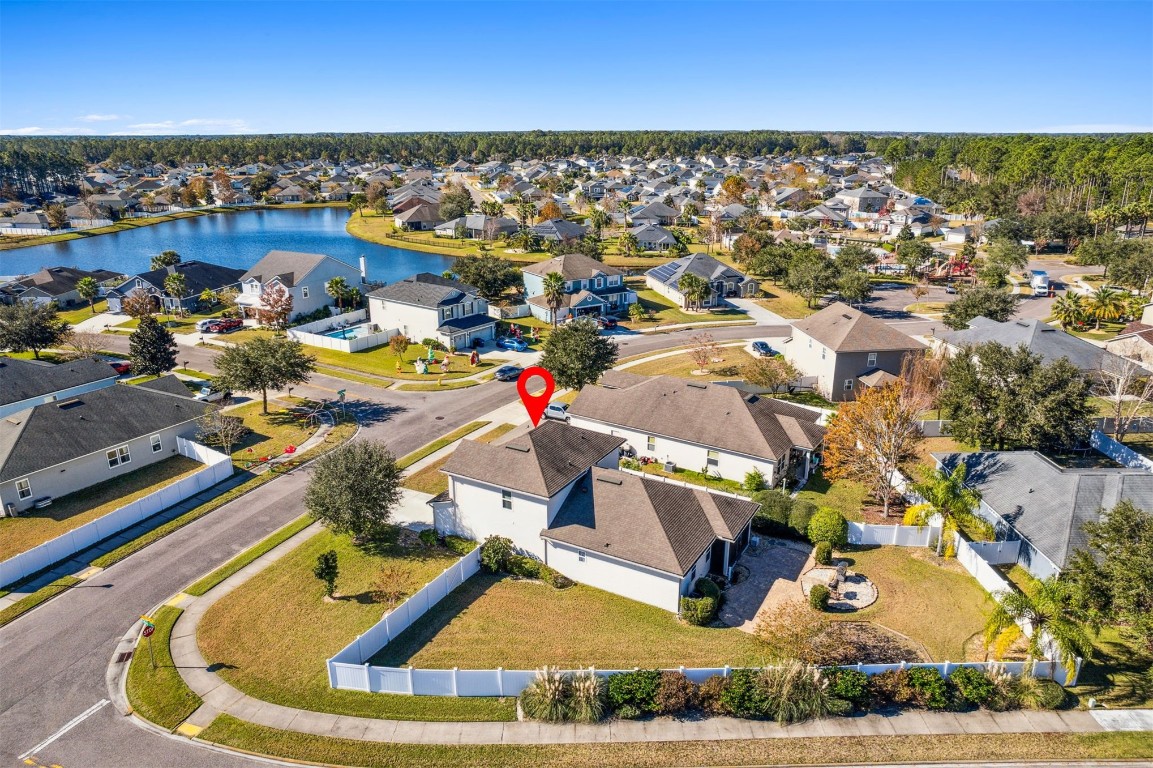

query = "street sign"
[[142, 625, 155, 638], [337, 389, 346, 403]]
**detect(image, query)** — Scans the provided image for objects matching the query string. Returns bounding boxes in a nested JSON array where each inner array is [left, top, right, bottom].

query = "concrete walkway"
[[727, 297, 790, 326]]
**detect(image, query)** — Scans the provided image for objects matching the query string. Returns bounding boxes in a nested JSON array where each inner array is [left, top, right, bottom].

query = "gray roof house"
[[434, 420, 758, 612], [0, 378, 202, 515], [644, 253, 759, 308], [933, 450, 1153, 579], [935, 317, 1121, 373], [237, 250, 362, 322], [0, 266, 122, 308], [629, 223, 678, 251], [521, 254, 637, 323], [367, 272, 496, 350], [531, 218, 588, 242], [106, 261, 245, 314], [0, 357, 119, 419], [783, 301, 925, 401], [433, 214, 518, 240]]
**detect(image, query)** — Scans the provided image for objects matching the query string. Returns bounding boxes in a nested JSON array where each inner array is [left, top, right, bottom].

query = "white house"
[[367, 272, 496, 349], [434, 421, 759, 612], [567, 372, 825, 488], [236, 250, 362, 322]]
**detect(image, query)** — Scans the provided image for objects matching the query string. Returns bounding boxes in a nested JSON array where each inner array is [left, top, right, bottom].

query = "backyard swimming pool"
[[322, 323, 375, 340]]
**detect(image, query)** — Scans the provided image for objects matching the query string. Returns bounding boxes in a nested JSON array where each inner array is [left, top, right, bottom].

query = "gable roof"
[[791, 302, 925, 353], [135, 374, 195, 398], [9, 266, 122, 297], [937, 317, 1113, 372], [570, 375, 825, 461], [0, 382, 202, 482], [530, 218, 588, 242], [241, 250, 355, 288], [369, 272, 480, 309], [934, 451, 1153, 569], [0, 357, 117, 407], [522, 253, 623, 280], [115, 261, 245, 298], [645, 253, 753, 289], [543, 467, 758, 575], [442, 421, 625, 498]]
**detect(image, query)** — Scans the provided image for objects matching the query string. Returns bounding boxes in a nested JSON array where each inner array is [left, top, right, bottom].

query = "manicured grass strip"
[[0, 576, 81, 628], [315, 366, 393, 386], [403, 424, 518, 496], [397, 380, 479, 391], [174, 367, 211, 379], [126, 606, 203, 730], [91, 421, 357, 569], [185, 516, 314, 597], [198, 715, 1153, 768], [398, 421, 489, 469]]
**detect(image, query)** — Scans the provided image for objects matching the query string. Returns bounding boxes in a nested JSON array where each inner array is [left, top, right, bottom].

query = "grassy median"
[[126, 606, 203, 730]]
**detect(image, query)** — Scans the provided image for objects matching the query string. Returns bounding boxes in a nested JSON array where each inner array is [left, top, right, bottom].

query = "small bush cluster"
[[814, 541, 833, 565], [479, 535, 514, 572], [420, 338, 448, 351], [864, 666, 1064, 713], [520, 667, 606, 723], [680, 596, 717, 626], [808, 584, 830, 610], [742, 469, 766, 494], [479, 536, 573, 588], [443, 535, 476, 556], [807, 506, 848, 547], [750, 493, 819, 543], [417, 528, 437, 547], [289, 305, 332, 327], [607, 670, 661, 714], [789, 500, 817, 540]]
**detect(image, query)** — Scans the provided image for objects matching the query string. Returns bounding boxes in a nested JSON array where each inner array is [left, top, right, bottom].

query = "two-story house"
[[367, 272, 496, 350], [782, 301, 926, 402], [568, 372, 826, 489], [645, 253, 759, 308], [521, 254, 637, 324], [236, 250, 362, 321], [106, 261, 245, 314], [435, 421, 759, 612]]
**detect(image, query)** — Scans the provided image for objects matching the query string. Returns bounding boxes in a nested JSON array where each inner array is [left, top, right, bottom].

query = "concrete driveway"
[[719, 537, 813, 632]]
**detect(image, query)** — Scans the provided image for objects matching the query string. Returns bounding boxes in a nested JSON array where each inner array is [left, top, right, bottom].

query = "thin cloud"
[[76, 114, 124, 122], [120, 118, 252, 134], [0, 126, 45, 135]]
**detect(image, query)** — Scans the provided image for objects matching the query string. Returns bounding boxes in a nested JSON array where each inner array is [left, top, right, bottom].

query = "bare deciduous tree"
[[741, 356, 801, 396], [64, 330, 105, 360], [1093, 356, 1153, 442], [688, 332, 719, 372], [197, 407, 248, 457]]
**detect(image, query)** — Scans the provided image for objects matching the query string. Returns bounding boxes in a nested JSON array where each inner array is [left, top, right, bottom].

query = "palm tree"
[[76, 276, 100, 315], [587, 206, 609, 237], [479, 200, 503, 218], [617, 199, 631, 230], [1051, 293, 1087, 330], [542, 272, 566, 327], [198, 287, 217, 310], [984, 577, 1093, 681], [516, 201, 536, 228], [1088, 286, 1126, 330], [326, 276, 350, 312], [619, 232, 639, 259], [905, 463, 986, 556], [677, 273, 710, 311], [163, 273, 188, 319]]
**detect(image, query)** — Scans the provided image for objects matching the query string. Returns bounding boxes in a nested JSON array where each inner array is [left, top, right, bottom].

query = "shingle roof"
[[570, 375, 825, 460], [241, 250, 354, 287], [10, 266, 122, 297], [791, 302, 925, 353], [934, 451, 1153, 569], [369, 272, 480, 308], [937, 317, 1112, 372], [135, 374, 195, 398], [116, 261, 245, 298], [522, 253, 623, 280], [542, 467, 758, 575], [645, 253, 753, 290], [0, 357, 117, 407], [0, 383, 202, 482], [442, 421, 625, 498], [530, 219, 588, 242]]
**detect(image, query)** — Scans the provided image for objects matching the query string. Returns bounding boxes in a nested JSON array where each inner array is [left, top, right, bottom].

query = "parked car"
[[195, 318, 219, 332], [107, 359, 132, 375], [944, 284, 958, 294], [194, 385, 232, 403], [493, 365, 524, 382], [596, 316, 618, 329], [496, 336, 528, 352], [206, 318, 244, 333], [751, 341, 778, 357], [543, 402, 569, 421]]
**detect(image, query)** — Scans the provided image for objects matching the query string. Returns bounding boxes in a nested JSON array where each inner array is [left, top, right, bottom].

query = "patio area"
[[718, 536, 813, 632]]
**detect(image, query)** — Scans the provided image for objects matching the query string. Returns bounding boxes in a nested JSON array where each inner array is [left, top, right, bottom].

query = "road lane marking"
[[18, 699, 109, 760]]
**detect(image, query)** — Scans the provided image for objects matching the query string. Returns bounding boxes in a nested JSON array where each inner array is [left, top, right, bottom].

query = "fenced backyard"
[[286, 309, 397, 353]]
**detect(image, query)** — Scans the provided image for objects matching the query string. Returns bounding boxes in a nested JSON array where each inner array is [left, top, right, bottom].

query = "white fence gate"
[[0, 439, 232, 587]]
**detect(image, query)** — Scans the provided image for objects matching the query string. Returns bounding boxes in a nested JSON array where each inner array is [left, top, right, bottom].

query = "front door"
[[709, 539, 725, 575]]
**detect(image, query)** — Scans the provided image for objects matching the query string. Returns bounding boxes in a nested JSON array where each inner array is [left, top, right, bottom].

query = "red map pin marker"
[[516, 366, 555, 427]]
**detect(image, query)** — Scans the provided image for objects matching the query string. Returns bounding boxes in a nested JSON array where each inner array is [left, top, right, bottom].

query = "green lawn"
[[794, 470, 868, 523], [832, 546, 995, 662], [226, 401, 321, 468], [0, 576, 82, 628], [0, 456, 203, 561], [373, 572, 766, 669], [307, 344, 503, 381], [1069, 626, 1153, 708], [619, 285, 748, 330], [113, 306, 228, 334], [196, 527, 516, 721], [397, 421, 490, 469], [186, 516, 314, 597], [126, 606, 203, 730], [755, 285, 818, 319], [636, 462, 747, 496], [622, 348, 756, 379], [57, 299, 108, 324]]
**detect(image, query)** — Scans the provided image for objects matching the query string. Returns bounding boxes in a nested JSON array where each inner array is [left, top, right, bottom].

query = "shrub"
[[443, 535, 476, 556], [506, 555, 543, 579], [655, 671, 698, 715], [607, 670, 661, 713], [417, 528, 437, 548], [758, 661, 835, 724], [569, 670, 607, 723], [719, 669, 771, 718], [743, 468, 766, 494], [680, 596, 717, 626], [540, 565, 574, 589], [519, 667, 571, 722], [908, 667, 950, 710], [479, 535, 514, 572], [752, 490, 793, 535], [789, 500, 817, 539], [697, 675, 729, 714], [825, 668, 870, 710], [420, 338, 447, 351], [695, 577, 721, 601], [949, 666, 995, 708], [620, 457, 641, 471], [868, 669, 915, 707], [1017, 676, 1067, 710], [985, 664, 1022, 712], [807, 506, 848, 547], [809, 584, 830, 610], [814, 541, 833, 565], [615, 704, 642, 720]]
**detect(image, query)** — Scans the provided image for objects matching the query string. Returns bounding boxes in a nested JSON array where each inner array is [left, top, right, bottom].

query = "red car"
[[206, 318, 244, 333], [108, 360, 132, 375]]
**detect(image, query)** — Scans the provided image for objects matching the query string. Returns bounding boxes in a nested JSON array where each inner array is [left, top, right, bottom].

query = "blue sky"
[[2, 1, 1150, 135]]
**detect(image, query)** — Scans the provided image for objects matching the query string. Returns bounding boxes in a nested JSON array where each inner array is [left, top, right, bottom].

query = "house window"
[[15, 478, 31, 500], [706, 450, 719, 468], [821, 347, 826, 360], [688, 566, 696, 583], [867, 352, 878, 368], [646, 435, 656, 452], [107, 445, 131, 468], [844, 379, 855, 391], [301, 286, 309, 299], [150, 434, 163, 453], [577, 549, 586, 563], [595, 277, 604, 289], [501, 489, 512, 510], [807, 338, 812, 349]]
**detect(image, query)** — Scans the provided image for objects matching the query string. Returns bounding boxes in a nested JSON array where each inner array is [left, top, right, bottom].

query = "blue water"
[[0, 207, 456, 284], [322, 324, 372, 339]]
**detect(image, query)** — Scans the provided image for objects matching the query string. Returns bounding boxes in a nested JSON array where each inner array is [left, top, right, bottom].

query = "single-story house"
[[367, 272, 495, 350], [0, 356, 119, 419], [645, 253, 758, 308], [531, 218, 588, 242], [0, 266, 122, 308], [106, 261, 245, 314], [394, 203, 442, 231], [521, 254, 636, 323], [630, 223, 678, 251], [434, 214, 518, 240], [630, 201, 679, 226], [934, 316, 1122, 374]]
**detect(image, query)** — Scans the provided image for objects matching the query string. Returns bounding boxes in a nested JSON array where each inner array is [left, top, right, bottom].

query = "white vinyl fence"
[[847, 521, 940, 548], [287, 309, 397, 353], [1090, 429, 1153, 472], [0, 439, 232, 587]]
